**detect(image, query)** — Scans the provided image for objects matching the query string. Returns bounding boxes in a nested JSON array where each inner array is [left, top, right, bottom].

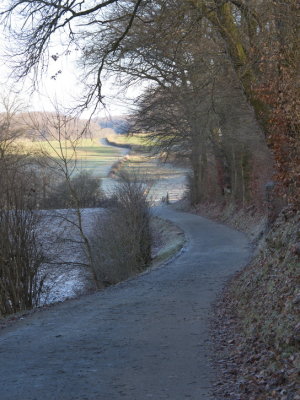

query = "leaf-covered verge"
[[212, 206, 300, 400]]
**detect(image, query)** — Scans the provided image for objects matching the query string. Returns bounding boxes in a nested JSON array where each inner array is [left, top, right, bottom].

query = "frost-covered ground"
[[37, 208, 105, 305], [148, 162, 187, 203], [37, 141, 187, 305]]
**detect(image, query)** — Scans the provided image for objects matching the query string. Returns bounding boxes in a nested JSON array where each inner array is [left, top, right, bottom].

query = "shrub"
[[0, 191, 46, 316], [89, 172, 152, 285], [45, 170, 103, 209]]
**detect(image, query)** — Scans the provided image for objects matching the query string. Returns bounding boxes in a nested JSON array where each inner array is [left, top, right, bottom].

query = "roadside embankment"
[[212, 205, 300, 400], [187, 201, 268, 245], [151, 215, 185, 268]]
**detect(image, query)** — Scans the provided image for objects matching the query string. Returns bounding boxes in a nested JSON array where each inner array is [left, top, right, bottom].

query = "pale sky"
[[0, 26, 135, 119]]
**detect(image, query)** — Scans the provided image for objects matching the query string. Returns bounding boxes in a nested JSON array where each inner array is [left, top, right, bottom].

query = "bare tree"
[[1, 0, 298, 203], [122, 6, 271, 207], [0, 93, 27, 159], [26, 109, 105, 288], [0, 95, 46, 316], [90, 171, 152, 285], [1, 0, 145, 111], [0, 186, 46, 316]]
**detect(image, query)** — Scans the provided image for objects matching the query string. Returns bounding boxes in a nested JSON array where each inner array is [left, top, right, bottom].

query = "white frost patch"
[[37, 208, 105, 305]]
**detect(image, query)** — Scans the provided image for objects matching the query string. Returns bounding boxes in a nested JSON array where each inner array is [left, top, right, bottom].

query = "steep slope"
[[213, 206, 300, 399]]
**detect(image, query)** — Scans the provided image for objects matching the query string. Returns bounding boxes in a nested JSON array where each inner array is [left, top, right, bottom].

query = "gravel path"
[[0, 206, 250, 400]]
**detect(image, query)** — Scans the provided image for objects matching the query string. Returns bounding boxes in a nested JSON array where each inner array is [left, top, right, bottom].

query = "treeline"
[[0, 110, 105, 142], [117, 1, 298, 210]]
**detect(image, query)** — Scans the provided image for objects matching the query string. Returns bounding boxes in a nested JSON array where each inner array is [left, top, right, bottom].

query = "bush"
[[0, 190, 46, 316], [89, 172, 152, 285], [44, 170, 103, 209]]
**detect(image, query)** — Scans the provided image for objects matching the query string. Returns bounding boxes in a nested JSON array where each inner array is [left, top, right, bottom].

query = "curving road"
[[0, 206, 250, 400]]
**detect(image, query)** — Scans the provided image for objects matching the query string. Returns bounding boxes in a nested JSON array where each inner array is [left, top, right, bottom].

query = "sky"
[[0, 26, 135, 119]]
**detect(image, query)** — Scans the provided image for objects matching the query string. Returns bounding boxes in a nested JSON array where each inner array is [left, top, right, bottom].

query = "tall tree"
[[1, 0, 298, 203]]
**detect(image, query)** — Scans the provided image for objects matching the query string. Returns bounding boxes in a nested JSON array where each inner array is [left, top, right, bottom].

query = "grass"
[[20, 138, 123, 177], [151, 217, 185, 267], [106, 133, 152, 151], [18, 135, 187, 201], [120, 154, 183, 178], [111, 153, 187, 203]]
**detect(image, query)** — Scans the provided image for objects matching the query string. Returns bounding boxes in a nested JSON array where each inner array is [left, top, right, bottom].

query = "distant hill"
[[0, 111, 111, 141], [94, 116, 130, 134]]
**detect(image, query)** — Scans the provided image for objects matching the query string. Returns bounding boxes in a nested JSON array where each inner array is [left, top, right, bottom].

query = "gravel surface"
[[0, 205, 250, 400]]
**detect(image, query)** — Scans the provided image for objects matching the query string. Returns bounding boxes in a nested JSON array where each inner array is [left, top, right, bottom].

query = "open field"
[[106, 132, 152, 151], [112, 152, 188, 203], [106, 134, 189, 202], [18, 135, 188, 200], [20, 138, 124, 178]]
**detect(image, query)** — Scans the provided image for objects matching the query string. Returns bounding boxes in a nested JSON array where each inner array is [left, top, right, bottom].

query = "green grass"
[[18, 136, 187, 200], [106, 133, 152, 151], [20, 138, 123, 177]]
